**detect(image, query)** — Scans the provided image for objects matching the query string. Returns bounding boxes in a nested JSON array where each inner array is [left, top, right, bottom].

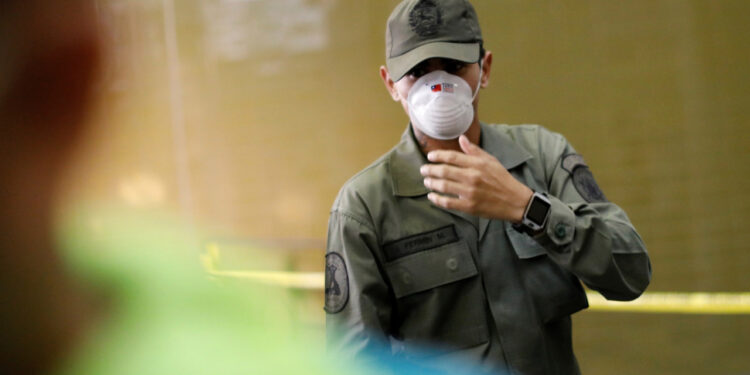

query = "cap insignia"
[[409, 0, 443, 37]]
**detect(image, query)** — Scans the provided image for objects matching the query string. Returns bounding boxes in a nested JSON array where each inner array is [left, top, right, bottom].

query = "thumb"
[[459, 135, 482, 156]]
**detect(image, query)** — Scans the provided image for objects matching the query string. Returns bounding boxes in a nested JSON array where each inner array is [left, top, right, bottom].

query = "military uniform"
[[325, 123, 651, 374]]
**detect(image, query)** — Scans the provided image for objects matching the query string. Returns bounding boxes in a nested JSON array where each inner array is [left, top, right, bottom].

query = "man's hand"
[[420, 135, 534, 222]]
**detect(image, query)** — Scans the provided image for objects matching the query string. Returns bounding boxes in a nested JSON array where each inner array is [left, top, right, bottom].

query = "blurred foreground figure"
[[326, 0, 652, 374], [0, 1, 446, 374], [0, 0, 102, 373]]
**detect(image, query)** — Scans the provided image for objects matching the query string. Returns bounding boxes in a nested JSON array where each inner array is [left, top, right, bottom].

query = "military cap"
[[385, 0, 483, 81]]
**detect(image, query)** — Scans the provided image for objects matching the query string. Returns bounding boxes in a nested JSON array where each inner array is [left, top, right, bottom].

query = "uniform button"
[[554, 223, 567, 239], [446, 257, 458, 271], [401, 272, 412, 285]]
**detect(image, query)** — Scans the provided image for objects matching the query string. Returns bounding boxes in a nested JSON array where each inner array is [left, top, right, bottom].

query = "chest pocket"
[[505, 223, 589, 323], [381, 235, 488, 357], [384, 240, 477, 298]]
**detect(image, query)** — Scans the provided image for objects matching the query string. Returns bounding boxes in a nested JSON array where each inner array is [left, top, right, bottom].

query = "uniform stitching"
[[331, 209, 376, 232]]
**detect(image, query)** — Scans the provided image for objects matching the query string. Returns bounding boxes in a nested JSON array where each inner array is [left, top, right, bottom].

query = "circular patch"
[[572, 167, 608, 203], [324, 252, 349, 313], [409, 0, 442, 37]]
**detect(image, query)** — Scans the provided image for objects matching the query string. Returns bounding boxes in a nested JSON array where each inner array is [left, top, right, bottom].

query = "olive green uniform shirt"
[[325, 123, 651, 375]]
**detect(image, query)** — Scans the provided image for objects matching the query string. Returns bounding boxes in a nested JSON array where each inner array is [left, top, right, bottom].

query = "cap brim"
[[387, 42, 480, 81]]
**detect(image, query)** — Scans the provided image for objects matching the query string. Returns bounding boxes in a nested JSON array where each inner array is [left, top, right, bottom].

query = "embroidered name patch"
[[383, 225, 458, 261], [561, 153, 608, 203]]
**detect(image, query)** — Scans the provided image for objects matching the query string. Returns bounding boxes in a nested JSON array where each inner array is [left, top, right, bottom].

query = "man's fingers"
[[458, 135, 480, 156], [427, 192, 470, 212], [423, 177, 470, 197], [459, 135, 496, 162], [420, 164, 473, 182], [427, 149, 477, 167]]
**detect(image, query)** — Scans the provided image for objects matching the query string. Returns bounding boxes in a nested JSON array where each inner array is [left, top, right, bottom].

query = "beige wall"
[[65, 1, 749, 373]]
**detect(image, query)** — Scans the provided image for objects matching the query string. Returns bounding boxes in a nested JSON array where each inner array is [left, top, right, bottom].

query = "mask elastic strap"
[[471, 61, 483, 100]]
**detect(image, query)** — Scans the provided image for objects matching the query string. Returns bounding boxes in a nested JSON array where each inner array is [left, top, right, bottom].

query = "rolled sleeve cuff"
[[534, 195, 576, 250]]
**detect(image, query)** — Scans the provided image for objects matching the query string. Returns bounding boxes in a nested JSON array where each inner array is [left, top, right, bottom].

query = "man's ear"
[[480, 50, 493, 88], [379, 66, 401, 101]]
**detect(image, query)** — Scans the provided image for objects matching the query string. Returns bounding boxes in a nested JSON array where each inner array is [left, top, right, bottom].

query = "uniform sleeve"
[[325, 208, 394, 363], [532, 130, 652, 301]]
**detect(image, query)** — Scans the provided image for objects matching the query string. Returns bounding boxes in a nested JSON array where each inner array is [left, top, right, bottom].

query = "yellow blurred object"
[[585, 291, 750, 315], [202, 242, 323, 289]]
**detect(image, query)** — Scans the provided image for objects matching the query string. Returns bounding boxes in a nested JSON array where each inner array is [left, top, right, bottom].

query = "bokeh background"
[[61, 0, 749, 373]]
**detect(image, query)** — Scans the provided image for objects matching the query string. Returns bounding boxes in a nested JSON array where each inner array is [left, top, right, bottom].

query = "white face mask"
[[406, 67, 482, 140]]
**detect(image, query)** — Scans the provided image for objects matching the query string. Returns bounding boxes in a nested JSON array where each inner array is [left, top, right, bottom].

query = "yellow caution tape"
[[204, 267, 750, 315], [201, 243, 325, 290], [585, 291, 750, 315], [201, 246, 750, 314], [208, 269, 325, 290]]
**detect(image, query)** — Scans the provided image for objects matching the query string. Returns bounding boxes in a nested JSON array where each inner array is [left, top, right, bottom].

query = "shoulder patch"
[[561, 153, 587, 173], [561, 154, 608, 203], [324, 252, 349, 313]]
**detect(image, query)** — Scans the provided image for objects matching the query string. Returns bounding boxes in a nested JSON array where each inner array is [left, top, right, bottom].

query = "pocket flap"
[[385, 241, 477, 298], [505, 222, 548, 259]]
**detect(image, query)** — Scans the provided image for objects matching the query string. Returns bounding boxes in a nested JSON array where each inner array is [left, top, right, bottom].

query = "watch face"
[[527, 196, 551, 225]]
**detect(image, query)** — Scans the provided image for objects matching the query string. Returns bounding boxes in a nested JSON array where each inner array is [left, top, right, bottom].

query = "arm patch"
[[561, 154, 608, 203], [324, 252, 349, 313]]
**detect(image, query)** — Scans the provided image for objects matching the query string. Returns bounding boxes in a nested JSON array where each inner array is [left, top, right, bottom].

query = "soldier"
[[324, 0, 652, 374]]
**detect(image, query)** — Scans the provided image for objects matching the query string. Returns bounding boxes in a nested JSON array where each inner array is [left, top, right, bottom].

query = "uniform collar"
[[390, 122, 533, 197]]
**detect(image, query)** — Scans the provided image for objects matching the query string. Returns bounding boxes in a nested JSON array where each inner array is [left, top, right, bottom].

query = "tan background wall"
[[64, 1, 749, 373]]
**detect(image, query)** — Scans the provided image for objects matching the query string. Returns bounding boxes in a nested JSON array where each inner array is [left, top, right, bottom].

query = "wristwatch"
[[515, 191, 551, 235]]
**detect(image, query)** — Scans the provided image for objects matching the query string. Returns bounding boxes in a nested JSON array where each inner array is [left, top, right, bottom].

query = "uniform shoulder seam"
[[330, 209, 375, 231]]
